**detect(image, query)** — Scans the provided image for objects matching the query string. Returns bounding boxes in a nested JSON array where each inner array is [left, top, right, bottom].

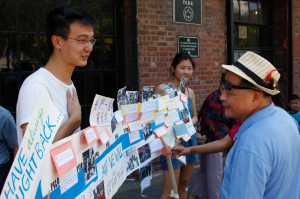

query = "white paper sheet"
[[55, 148, 74, 168], [128, 121, 142, 132], [60, 171, 78, 194], [155, 114, 164, 126], [164, 116, 173, 127], [155, 127, 167, 137], [149, 138, 163, 153], [90, 95, 114, 126], [100, 130, 110, 144], [114, 110, 124, 123], [171, 112, 180, 122], [158, 99, 166, 110], [129, 130, 141, 143], [85, 128, 97, 144], [141, 101, 158, 113], [125, 113, 140, 123], [167, 101, 176, 110], [123, 104, 138, 115], [141, 111, 155, 124], [140, 176, 151, 194]]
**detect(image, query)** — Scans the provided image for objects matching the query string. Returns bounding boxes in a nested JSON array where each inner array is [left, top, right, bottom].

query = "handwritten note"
[[161, 129, 176, 148], [128, 121, 142, 132], [187, 125, 196, 136], [90, 94, 114, 126], [140, 176, 151, 194], [167, 100, 177, 111], [141, 100, 159, 113], [155, 113, 164, 126], [180, 93, 188, 104], [99, 128, 111, 145], [121, 103, 141, 115], [164, 115, 173, 127], [60, 171, 78, 194], [171, 112, 180, 123], [129, 130, 141, 143], [154, 125, 170, 137], [123, 112, 143, 125], [182, 134, 191, 142], [149, 138, 163, 153], [114, 110, 124, 123], [50, 141, 77, 177], [141, 111, 156, 124], [83, 126, 99, 146], [158, 98, 167, 111]]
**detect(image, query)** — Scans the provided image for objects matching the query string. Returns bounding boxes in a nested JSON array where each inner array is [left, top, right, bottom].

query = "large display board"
[[1, 87, 196, 199]]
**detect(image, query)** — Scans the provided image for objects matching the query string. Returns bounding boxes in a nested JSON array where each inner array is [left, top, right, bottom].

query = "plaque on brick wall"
[[177, 36, 199, 57], [173, 0, 202, 25]]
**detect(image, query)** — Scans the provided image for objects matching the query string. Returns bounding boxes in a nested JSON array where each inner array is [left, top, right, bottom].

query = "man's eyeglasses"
[[57, 36, 96, 45], [220, 73, 260, 92]]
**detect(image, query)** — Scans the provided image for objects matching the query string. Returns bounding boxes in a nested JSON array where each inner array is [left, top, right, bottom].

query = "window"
[[0, 0, 125, 129]]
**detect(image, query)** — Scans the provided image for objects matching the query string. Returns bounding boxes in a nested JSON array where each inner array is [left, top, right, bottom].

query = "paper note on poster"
[[90, 94, 114, 126], [1, 87, 64, 199]]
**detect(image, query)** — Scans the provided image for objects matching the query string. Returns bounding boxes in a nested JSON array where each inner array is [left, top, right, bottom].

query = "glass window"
[[0, 1, 16, 31], [240, 1, 249, 21], [248, 25, 258, 47], [102, 4, 116, 35], [249, 2, 258, 22], [258, 3, 266, 23], [233, 0, 240, 20], [19, 0, 37, 32]]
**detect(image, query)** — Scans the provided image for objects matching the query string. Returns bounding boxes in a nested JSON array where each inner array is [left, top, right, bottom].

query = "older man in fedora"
[[220, 51, 300, 198]]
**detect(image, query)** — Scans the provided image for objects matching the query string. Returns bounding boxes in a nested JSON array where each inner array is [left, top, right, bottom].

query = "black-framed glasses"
[[57, 35, 96, 45], [220, 73, 261, 92]]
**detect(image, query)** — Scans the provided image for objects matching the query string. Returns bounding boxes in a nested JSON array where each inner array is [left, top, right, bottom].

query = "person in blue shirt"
[[220, 51, 300, 198], [0, 106, 18, 193], [287, 94, 300, 132]]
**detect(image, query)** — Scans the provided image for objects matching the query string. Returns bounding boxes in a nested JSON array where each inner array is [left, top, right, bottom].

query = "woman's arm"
[[172, 135, 234, 157], [153, 83, 169, 96], [188, 88, 198, 125]]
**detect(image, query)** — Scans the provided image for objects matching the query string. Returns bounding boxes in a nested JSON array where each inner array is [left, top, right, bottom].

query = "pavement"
[[113, 165, 206, 199]]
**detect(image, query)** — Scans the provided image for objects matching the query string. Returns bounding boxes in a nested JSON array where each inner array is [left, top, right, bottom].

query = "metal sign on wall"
[[173, 0, 202, 25], [177, 36, 199, 57]]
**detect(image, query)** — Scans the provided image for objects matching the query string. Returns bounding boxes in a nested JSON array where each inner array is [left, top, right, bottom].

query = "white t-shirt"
[[16, 68, 80, 145]]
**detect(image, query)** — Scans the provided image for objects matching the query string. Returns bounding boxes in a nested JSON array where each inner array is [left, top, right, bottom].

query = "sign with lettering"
[[177, 36, 199, 57], [1, 87, 63, 199], [173, 0, 202, 25]]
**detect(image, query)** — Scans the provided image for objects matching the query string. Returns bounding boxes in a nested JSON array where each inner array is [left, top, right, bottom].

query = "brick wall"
[[136, 0, 227, 112], [293, 0, 300, 96]]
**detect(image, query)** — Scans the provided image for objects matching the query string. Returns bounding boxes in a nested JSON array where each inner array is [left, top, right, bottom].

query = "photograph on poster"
[[152, 93, 161, 99], [93, 180, 105, 199], [124, 127, 129, 134], [111, 117, 117, 134], [162, 84, 178, 99], [142, 123, 153, 141], [180, 108, 190, 123], [106, 141, 110, 149], [117, 86, 127, 109], [125, 146, 140, 174], [138, 144, 151, 164], [126, 91, 139, 104], [142, 86, 154, 102], [82, 147, 97, 184], [115, 133, 119, 140], [139, 162, 152, 181]]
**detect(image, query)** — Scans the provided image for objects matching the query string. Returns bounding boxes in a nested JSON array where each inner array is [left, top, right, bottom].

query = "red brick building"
[[0, 0, 297, 171]]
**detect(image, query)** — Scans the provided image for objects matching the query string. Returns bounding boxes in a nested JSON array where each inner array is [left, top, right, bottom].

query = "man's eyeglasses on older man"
[[220, 73, 260, 92]]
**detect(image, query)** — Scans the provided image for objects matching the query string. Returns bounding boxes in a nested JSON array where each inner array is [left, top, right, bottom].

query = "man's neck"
[[44, 53, 75, 85], [241, 101, 270, 122]]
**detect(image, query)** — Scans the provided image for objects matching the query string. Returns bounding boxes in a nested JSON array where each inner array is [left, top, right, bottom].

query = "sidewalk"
[[113, 165, 206, 199]]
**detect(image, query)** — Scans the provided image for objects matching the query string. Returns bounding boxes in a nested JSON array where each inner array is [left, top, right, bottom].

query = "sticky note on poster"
[[187, 124, 197, 136], [99, 128, 111, 145], [171, 112, 180, 123], [180, 93, 188, 104], [167, 100, 177, 111], [155, 113, 164, 126], [182, 133, 191, 142], [128, 121, 142, 132], [122, 112, 143, 125], [173, 123, 189, 139], [141, 100, 159, 113], [154, 125, 170, 137], [157, 98, 167, 112], [50, 140, 77, 177], [121, 103, 142, 115], [164, 115, 173, 127], [141, 111, 156, 124], [114, 110, 124, 123], [129, 130, 141, 144], [149, 138, 163, 153], [83, 126, 99, 146], [90, 94, 114, 126]]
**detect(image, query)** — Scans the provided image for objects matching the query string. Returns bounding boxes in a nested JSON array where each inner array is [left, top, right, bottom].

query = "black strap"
[[234, 61, 268, 89]]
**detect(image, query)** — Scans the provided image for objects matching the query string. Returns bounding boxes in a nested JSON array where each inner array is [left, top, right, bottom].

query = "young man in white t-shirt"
[[16, 6, 97, 145]]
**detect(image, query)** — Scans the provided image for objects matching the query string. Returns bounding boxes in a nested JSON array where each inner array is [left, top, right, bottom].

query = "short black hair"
[[170, 53, 195, 76], [288, 94, 299, 102], [45, 6, 97, 55]]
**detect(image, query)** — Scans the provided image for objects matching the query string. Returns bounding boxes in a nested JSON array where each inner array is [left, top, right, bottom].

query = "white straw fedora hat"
[[222, 51, 281, 95]]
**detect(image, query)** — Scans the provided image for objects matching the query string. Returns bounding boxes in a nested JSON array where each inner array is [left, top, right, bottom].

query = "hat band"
[[233, 61, 271, 90]]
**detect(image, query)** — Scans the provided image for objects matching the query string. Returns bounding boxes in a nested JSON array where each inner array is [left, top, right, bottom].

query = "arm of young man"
[[2, 112, 19, 159], [21, 88, 81, 143]]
